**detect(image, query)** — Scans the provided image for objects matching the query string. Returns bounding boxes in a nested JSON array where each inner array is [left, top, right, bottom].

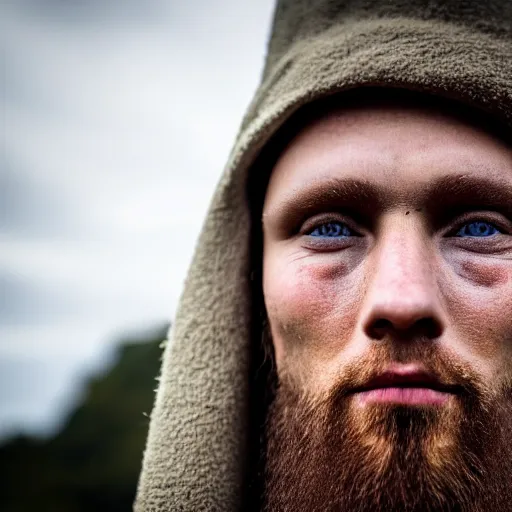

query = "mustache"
[[279, 342, 491, 406], [264, 341, 512, 512]]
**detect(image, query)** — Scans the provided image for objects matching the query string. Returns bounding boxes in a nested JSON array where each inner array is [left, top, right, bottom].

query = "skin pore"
[[260, 96, 512, 512]]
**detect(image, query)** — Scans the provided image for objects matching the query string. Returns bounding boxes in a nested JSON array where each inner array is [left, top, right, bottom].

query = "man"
[[135, 1, 512, 511], [259, 90, 512, 512]]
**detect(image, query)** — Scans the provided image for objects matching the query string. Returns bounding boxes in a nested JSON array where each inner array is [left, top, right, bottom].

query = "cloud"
[[0, 0, 275, 438], [4, 0, 173, 26]]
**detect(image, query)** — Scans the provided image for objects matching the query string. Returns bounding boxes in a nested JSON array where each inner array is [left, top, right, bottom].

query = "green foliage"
[[0, 324, 167, 512]]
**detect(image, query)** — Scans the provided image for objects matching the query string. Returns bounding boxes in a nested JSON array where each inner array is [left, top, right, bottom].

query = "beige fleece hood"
[[135, 1, 512, 510]]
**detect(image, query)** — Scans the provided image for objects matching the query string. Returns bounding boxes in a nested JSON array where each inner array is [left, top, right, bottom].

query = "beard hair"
[[262, 344, 512, 512]]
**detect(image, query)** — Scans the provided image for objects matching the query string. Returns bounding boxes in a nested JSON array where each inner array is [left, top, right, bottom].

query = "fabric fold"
[[135, 1, 511, 510]]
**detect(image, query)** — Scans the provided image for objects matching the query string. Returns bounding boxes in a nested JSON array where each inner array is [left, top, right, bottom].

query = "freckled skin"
[[262, 102, 512, 395]]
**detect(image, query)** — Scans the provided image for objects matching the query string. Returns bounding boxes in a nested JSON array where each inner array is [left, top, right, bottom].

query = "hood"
[[135, 1, 512, 510]]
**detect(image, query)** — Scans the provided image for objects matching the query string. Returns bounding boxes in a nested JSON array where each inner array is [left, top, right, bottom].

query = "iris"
[[308, 221, 502, 239], [309, 222, 354, 237], [456, 221, 500, 237]]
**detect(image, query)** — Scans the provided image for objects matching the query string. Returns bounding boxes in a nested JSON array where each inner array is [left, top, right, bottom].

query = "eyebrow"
[[262, 177, 386, 229], [263, 173, 512, 228], [268, 178, 385, 212], [423, 174, 512, 217]]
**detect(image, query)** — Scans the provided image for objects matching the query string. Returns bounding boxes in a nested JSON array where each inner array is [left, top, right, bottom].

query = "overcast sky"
[[0, 0, 275, 439]]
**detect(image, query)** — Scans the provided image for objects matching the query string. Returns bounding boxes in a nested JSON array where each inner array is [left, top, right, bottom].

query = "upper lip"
[[352, 365, 460, 394]]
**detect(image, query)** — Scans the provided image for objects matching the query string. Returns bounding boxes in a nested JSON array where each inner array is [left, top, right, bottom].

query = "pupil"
[[311, 222, 348, 237], [464, 221, 497, 237]]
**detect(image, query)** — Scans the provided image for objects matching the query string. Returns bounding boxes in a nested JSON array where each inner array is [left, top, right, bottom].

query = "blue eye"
[[455, 221, 501, 237], [308, 221, 354, 238]]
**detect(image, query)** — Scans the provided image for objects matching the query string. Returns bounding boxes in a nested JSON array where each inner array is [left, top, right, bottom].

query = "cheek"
[[263, 254, 362, 366], [457, 259, 511, 287], [441, 255, 512, 376]]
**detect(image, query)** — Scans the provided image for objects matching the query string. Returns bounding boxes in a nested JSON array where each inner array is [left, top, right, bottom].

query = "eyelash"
[[301, 213, 510, 239], [447, 212, 509, 237], [301, 215, 360, 237]]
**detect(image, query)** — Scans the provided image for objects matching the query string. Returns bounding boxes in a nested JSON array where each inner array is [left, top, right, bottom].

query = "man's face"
[[261, 101, 512, 511]]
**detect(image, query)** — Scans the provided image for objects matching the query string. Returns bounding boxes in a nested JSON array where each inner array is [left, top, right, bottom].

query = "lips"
[[352, 365, 460, 406]]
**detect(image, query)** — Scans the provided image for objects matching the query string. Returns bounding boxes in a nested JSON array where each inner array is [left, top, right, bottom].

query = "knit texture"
[[135, 1, 512, 510]]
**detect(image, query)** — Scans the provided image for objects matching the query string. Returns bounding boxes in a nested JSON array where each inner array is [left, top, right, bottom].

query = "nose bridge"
[[375, 228, 432, 294], [362, 220, 443, 337]]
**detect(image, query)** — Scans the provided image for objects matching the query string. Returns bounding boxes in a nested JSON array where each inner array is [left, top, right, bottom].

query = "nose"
[[361, 227, 445, 341]]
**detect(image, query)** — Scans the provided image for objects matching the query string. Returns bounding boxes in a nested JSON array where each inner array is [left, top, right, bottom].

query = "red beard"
[[263, 347, 512, 512]]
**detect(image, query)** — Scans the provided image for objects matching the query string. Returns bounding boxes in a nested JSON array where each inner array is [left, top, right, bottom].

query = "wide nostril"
[[368, 316, 442, 341]]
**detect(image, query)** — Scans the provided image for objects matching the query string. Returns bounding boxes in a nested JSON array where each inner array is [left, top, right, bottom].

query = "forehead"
[[264, 103, 512, 209]]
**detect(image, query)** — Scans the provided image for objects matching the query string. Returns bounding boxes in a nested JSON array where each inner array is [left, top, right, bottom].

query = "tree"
[[0, 324, 167, 512]]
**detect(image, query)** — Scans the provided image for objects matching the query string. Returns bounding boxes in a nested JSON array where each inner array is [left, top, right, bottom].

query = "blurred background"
[[1, 1, 274, 509]]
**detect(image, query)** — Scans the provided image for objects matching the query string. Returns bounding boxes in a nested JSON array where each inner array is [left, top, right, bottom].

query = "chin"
[[347, 397, 461, 469], [263, 379, 512, 512]]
